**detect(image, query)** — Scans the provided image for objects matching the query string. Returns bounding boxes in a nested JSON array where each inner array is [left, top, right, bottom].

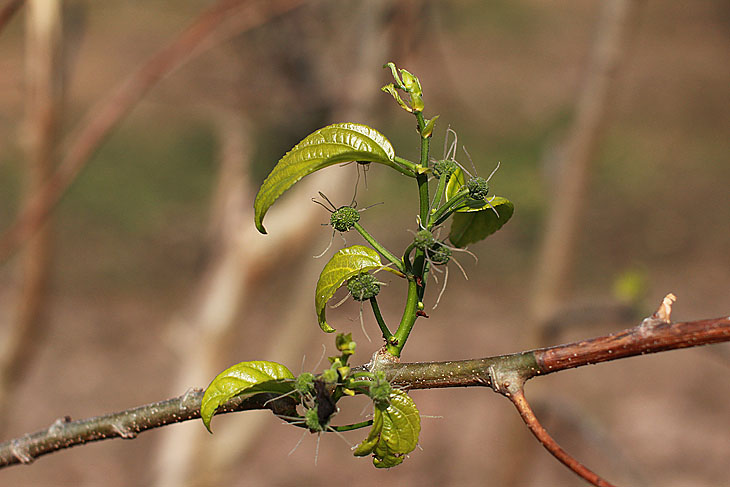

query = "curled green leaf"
[[382, 84, 412, 113], [200, 360, 294, 432], [449, 197, 514, 248], [444, 166, 467, 202], [443, 167, 513, 246], [353, 389, 421, 468], [315, 245, 382, 333], [254, 123, 396, 234]]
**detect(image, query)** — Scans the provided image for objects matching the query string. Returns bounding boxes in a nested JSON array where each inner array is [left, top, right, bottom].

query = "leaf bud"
[[467, 176, 489, 200], [432, 159, 458, 181], [413, 229, 436, 251], [346, 272, 381, 301], [426, 242, 452, 265], [330, 206, 360, 232]]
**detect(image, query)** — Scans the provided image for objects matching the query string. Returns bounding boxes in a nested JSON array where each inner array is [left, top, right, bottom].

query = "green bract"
[[253, 123, 396, 234], [353, 389, 421, 468], [200, 360, 294, 432], [315, 245, 383, 332]]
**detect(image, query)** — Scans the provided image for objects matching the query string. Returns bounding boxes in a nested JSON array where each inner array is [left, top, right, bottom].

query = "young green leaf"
[[315, 245, 382, 333], [353, 389, 421, 468], [448, 197, 514, 248], [200, 360, 294, 432], [445, 165, 467, 201], [254, 123, 396, 234]]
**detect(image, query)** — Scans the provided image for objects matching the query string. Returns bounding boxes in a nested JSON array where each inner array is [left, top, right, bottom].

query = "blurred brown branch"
[[1, 305, 726, 474], [530, 0, 640, 328], [0, 0, 23, 35], [0, 0, 304, 264], [0, 0, 62, 436]]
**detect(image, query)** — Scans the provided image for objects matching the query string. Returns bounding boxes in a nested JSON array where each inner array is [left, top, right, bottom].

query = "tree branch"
[[0, 309, 727, 469], [508, 388, 617, 487], [0, 0, 304, 264], [0, 389, 297, 468]]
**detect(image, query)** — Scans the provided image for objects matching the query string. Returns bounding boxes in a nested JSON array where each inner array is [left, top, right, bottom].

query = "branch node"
[[10, 438, 34, 465], [487, 365, 499, 393], [48, 416, 72, 434], [639, 293, 676, 335], [180, 387, 200, 409], [110, 421, 137, 440]]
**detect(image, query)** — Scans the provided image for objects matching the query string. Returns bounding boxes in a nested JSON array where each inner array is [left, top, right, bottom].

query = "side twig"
[[508, 388, 617, 487]]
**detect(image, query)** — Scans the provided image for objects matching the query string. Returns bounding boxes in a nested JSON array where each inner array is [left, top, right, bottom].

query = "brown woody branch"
[[0, 389, 297, 468], [508, 388, 617, 487], [0, 0, 304, 264], [0, 312, 727, 469]]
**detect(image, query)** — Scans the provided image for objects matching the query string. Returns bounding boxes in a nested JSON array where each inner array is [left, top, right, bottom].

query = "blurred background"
[[0, 0, 728, 486]]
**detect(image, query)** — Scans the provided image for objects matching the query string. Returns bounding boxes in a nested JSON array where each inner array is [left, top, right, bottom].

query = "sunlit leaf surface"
[[200, 360, 294, 432], [254, 123, 395, 233], [448, 197, 513, 247], [353, 389, 421, 468], [315, 245, 382, 332]]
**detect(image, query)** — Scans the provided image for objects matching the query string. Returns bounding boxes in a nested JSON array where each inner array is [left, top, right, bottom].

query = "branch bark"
[[1, 312, 727, 469]]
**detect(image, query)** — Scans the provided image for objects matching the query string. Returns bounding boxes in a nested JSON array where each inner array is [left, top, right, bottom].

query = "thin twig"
[[0, 0, 304, 264], [508, 388, 617, 487]]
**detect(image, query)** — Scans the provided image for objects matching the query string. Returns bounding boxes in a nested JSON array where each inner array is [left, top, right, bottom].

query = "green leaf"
[[201, 360, 294, 432], [352, 408, 384, 456], [353, 389, 421, 468], [448, 197, 514, 248], [445, 166, 467, 201], [315, 245, 382, 332], [254, 123, 396, 234]]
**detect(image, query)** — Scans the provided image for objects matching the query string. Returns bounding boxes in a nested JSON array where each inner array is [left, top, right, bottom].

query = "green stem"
[[428, 188, 470, 228], [415, 112, 431, 225], [388, 277, 420, 357], [431, 173, 449, 215], [353, 222, 404, 273], [370, 297, 392, 341], [393, 156, 419, 172], [382, 158, 417, 178], [329, 420, 373, 432], [386, 111, 434, 358], [402, 241, 416, 274]]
